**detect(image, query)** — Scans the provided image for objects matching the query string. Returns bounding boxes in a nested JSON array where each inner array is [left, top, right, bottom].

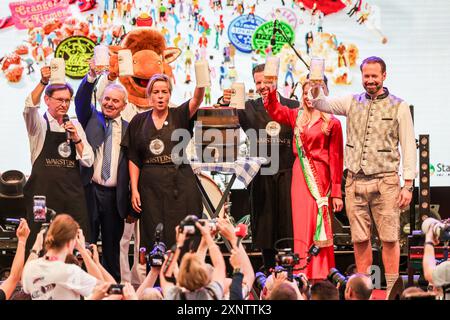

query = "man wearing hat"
[[22, 66, 94, 250]]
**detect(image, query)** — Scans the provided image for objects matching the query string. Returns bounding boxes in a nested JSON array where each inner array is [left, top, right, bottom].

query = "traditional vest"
[[345, 88, 403, 175]]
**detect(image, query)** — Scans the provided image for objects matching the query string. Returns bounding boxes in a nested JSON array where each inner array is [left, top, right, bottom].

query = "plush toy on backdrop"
[[108, 28, 181, 108]]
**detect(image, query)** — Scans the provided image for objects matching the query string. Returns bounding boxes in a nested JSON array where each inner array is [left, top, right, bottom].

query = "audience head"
[[344, 273, 373, 300], [44, 214, 79, 253], [177, 252, 211, 291], [311, 280, 339, 300], [269, 282, 299, 300]]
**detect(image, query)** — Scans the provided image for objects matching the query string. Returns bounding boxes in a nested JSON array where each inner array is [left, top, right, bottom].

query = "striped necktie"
[[101, 119, 112, 181]]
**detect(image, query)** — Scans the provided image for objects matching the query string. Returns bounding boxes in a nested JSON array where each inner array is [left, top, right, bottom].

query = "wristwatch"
[[403, 185, 414, 192]]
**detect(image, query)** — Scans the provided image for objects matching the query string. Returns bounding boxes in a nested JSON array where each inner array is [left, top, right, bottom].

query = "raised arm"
[[189, 86, 206, 118], [263, 89, 297, 128], [23, 67, 50, 137], [0, 219, 30, 300], [75, 74, 96, 128], [196, 222, 226, 289], [309, 83, 352, 116]]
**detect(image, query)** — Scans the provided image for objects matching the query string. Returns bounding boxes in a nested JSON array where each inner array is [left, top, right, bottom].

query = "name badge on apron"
[[57, 142, 72, 158], [149, 138, 165, 155], [266, 121, 281, 137]]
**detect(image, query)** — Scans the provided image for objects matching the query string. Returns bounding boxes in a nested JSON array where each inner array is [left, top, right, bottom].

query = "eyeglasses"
[[48, 96, 72, 105]]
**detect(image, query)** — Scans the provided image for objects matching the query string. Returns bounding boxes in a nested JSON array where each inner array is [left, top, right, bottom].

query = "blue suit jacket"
[[75, 76, 131, 219]]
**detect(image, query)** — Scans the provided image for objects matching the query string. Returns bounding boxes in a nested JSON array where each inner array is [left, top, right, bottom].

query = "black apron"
[[239, 97, 297, 249], [138, 109, 202, 250], [24, 115, 90, 248]]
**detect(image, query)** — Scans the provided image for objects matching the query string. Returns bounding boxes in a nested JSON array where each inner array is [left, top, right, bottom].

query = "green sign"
[[252, 21, 295, 57], [54, 36, 96, 79]]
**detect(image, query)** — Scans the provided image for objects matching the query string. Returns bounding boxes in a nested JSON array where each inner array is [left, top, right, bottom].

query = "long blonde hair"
[[297, 80, 331, 135]]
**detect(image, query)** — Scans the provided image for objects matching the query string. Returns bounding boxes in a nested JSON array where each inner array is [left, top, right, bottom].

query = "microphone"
[[62, 114, 71, 143], [235, 223, 248, 248], [270, 20, 278, 46]]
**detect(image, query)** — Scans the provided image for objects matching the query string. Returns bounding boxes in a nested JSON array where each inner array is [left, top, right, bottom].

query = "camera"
[[1, 218, 21, 232], [107, 284, 124, 295], [275, 248, 300, 269], [327, 267, 348, 300], [422, 218, 450, 242], [253, 271, 267, 297], [74, 242, 95, 261], [139, 224, 167, 274], [179, 215, 217, 236]]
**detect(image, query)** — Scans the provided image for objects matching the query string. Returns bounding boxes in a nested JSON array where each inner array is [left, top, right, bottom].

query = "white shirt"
[[22, 259, 98, 300], [91, 116, 122, 187], [309, 88, 417, 180], [23, 95, 94, 167]]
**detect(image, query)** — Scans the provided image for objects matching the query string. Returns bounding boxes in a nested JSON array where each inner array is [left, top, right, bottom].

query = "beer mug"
[[309, 56, 325, 80], [94, 44, 110, 74], [118, 49, 133, 77], [229, 82, 245, 109], [194, 59, 211, 88], [263, 55, 280, 83], [49, 58, 66, 85]]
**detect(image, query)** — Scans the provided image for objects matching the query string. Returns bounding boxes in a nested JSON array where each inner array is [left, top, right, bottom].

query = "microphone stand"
[[272, 21, 309, 70]]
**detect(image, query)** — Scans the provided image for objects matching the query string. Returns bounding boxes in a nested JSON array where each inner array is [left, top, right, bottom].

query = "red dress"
[[265, 91, 344, 280]]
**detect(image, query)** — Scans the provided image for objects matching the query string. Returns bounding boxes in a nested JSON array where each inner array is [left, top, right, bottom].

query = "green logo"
[[430, 164, 435, 175], [54, 36, 96, 79], [252, 21, 294, 57]]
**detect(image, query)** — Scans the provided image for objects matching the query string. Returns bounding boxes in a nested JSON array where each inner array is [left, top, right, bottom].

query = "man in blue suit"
[[75, 64, 132, 282]]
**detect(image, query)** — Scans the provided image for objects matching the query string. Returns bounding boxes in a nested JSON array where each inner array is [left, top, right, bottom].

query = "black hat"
[[0, 170, 26, 199]]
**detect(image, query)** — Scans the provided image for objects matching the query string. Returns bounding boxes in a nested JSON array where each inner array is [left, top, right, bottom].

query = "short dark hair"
[[348, 274, 373, 300], [311, 280, 339, 300], [44, 83, 74, 98], [252, 63, 265, 78], [269, 282, 298, 300], [360, 56, 386, 73]]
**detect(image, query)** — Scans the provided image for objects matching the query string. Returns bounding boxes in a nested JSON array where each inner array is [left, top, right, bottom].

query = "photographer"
[[263, 271, 304, 300], [22, 214, 104, 300], [160, 222, 226, 300], [0, 219, 30, 300], [344, 273, 373, 300], [423, 224, 450, 300]]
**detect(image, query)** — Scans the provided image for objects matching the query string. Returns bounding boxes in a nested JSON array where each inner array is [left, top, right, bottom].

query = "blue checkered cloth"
[[190, 157, 267, 187]]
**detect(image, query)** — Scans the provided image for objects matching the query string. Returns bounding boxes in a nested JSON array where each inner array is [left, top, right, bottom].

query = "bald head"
[[345, 273, 373, 300]]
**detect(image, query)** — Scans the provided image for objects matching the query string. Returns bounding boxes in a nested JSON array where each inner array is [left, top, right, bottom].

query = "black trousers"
[[86, 183, 124, 282]]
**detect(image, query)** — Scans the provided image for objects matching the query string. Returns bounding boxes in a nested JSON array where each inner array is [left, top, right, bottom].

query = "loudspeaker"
[[418, 134, 431, 227]]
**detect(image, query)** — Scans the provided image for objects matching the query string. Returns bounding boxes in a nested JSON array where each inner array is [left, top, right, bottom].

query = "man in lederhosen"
[[219, 64, 299, 272], [23, 66, 94, 251]]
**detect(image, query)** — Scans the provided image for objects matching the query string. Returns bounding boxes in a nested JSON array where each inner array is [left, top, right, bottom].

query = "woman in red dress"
[[264, 80, 344, 281]]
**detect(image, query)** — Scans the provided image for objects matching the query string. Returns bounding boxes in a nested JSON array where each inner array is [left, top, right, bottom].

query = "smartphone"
[[33, 195, 47, 222], [107, 284, 124, 295]]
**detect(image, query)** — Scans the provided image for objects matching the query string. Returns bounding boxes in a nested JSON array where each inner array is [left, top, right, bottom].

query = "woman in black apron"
[[121, 74, 205, 249]]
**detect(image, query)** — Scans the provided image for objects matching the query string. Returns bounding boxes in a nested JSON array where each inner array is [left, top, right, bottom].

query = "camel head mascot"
[[109, 28, 181, 108]]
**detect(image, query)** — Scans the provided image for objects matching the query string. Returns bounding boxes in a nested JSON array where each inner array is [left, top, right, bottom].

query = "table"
[[190, 157, 267, 219]]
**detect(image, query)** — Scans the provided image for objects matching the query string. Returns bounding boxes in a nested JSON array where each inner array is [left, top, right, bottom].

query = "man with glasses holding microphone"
[[23, 65, 94, 252]]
